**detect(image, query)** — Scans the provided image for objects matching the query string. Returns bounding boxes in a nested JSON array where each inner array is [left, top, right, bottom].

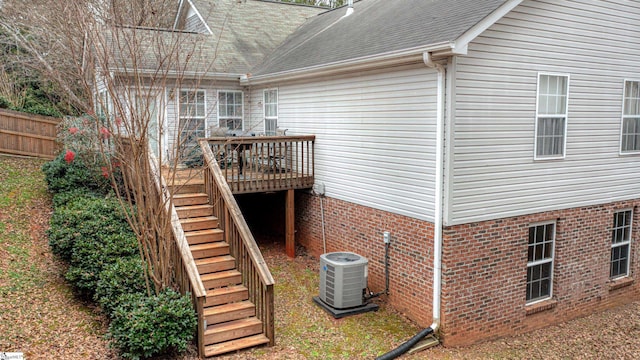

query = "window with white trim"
[[179, 90, 206, 141], [527, 222, 555, 303], [264, 89, 278, 135], [218, 91, 243, 130], [621, 81, 640, 153], [535, 74, 569, 159], [611, 210, 632, 279]]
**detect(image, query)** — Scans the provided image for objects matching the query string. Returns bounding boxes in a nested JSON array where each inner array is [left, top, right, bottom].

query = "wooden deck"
[[205, 135, 315, 194], [166, 136, 316, 195]]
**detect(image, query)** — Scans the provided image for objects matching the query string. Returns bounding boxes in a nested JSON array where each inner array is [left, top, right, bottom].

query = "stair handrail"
[[200, 139, 275, 344], [147, 150, 207, 355]]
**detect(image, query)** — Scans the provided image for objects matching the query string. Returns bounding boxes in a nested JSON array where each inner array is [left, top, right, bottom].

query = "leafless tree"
[[0, 0, 218, 295]]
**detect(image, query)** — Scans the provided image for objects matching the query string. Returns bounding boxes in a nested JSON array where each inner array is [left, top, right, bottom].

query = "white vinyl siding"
[[535, 73, 568, 159], [264, 89, 278, 135], [218, 90, 243, 130], [621, 80, 640, 153], [450, 0, 640, 225], [268, 65, 437, 222]]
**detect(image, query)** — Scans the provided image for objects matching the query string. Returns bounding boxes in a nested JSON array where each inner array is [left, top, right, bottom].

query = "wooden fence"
[[0, 108, 61, 159]]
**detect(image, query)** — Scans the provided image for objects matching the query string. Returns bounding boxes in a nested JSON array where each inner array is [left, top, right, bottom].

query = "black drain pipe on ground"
[[375, 327, 434, 360]]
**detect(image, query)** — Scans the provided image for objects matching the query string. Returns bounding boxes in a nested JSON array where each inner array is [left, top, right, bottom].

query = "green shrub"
[[95, 257, 147, 316], [52, 188, 99, 208], [66, 232, 138, 295], [42, 151, 109, 194], [108, 289, 197, 360], [47, 196, 133, 261]]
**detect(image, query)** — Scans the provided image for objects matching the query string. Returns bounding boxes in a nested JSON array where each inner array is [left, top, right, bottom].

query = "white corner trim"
[[454, 0, 523, 51], [186, 0, 213, 35]]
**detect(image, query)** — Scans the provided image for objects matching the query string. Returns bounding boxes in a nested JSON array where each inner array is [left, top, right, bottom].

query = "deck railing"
[[147, 151, 207, 355], [119, 138, 207, 356], [204, 135, 315, 194], [200, 139, 275, 345]]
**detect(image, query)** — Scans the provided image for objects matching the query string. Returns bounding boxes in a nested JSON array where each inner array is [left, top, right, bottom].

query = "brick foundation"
[[296, 192, 435, 326], [441, 199, 640, 346]]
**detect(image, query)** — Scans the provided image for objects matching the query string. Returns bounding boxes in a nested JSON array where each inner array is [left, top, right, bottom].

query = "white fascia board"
[[452, 0, 523, 52], [242, 42, 454, 85], [186, 0, 213, 35]]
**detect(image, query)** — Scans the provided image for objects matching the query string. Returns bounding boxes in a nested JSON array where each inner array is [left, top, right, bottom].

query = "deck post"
[[285, 189, 295, 258]]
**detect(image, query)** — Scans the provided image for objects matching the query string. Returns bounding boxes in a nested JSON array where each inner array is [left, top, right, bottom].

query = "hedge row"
[[44, 152, 196, 359]]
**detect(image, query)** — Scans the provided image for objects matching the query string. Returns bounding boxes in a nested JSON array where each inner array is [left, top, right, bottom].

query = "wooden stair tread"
[[204, 334, 270, 357], [173, 192, 207, 199], [196, 255, 235, 266], [204, 300, 255, 325], [207, 284, 247, 297], [201, 269, 242, 282], [190, 242, 229, 252], [190, 241, 230, 259], [180, 216, 218, 224], [185, 229, 224, 245], [180, 216, 219, 231], [204, 318, 263, 345], [205, 285, 249, 307], [185, 228, 223, 236], [196, 255, 236, 274], [172, 193, 208, 206], [204, 300, 254, 315], [176, 204, 213, 211], [206, 317, 261, 332], [176, 204, 214, 219]]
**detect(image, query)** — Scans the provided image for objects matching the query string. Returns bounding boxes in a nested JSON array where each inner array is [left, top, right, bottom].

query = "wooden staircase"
[[171, 181, 270, 357]]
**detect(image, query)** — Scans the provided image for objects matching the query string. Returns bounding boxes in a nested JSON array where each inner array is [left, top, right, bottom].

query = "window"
[[179, 90, 206, 141], [264, 89, 278, 135], [611, 210, 632, 279], [527, 222, 555, 303], [218, 91, 243, 130], [621, 81, 640, 153], [96, 90, 111, 119], [535, 74, 569, 159]]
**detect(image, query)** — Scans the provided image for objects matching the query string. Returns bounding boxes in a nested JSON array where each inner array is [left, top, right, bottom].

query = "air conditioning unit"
[[319, 252, 368, 309]]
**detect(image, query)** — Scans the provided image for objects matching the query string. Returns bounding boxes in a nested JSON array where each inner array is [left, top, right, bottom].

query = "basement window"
[[611, 210, 632, 279], [526, 222, 555, 304]]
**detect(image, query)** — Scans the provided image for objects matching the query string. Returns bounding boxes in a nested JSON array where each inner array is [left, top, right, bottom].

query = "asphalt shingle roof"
[[106, 0, 322, 76], [251, 0, 508, 76], [189, 0, 324, 74]]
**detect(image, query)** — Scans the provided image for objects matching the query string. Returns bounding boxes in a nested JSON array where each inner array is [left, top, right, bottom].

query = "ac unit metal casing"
[[319, 252, 368, 309]]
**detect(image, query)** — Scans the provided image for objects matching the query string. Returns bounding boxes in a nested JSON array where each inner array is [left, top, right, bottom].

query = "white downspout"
[[423, 51, 445, 333], [374, 51, 447, 360]]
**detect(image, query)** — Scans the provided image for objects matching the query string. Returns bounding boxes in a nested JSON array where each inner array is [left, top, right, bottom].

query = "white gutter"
[[242, 41, 455, 85], [423, 51, 445, 332]]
